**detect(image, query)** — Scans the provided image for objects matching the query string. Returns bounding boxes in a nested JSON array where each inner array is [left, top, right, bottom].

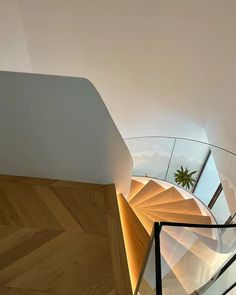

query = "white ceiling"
[[1, 0, 236, 145]]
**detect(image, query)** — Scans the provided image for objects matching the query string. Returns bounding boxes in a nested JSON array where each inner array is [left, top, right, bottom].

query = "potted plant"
[[174, 166, 197, 189]]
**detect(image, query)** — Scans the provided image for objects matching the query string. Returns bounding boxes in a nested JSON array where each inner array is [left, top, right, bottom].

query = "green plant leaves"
[[174, 166, 197, 190]]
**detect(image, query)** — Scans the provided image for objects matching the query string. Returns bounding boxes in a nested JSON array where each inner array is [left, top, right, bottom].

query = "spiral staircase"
[[0, 71, 235, 295], [118, 178, 235, 295]]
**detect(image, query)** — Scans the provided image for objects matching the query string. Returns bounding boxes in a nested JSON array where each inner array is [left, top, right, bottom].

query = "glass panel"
[[137, 239, 156, 295], [125, 137, 175, 180], [125, 136, 236, 225], [210, 147, 236, 219], [160, 225, 236, 295], [211, 190, 231, 224], [166, 139, 209, 191], [227, 286, 236, 295], [204, 260, 236, 295], [231, 214, 236, 224], [194, 153, 221, 205]]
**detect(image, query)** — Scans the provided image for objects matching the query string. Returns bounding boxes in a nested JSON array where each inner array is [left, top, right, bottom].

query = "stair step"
[[140, 199, 202, 216], [190, 227, 214, 239], [162, 264, 188, 295], [138, 277, 156, 295], [136, 187, 184, 208], [161, 230, 190, 268], [163, 227, 230, 267], [117, 194, 150, 292], [190, 229, 219, 247], [160, 230, 211, 294], [128, 179, 145, 201], [131, 206, 154, 235], [141, 209, 212, 224], [129, 180, 164, 207]]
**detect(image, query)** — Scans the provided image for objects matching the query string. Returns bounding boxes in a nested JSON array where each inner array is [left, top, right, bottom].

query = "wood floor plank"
[[0, 175, 131, 295], [0, 226, 21, 241], [0, 232, 77, 286], [51, 187, 107, 235], [0, 186, 22, 227], [0, 229, 61, 271], [0, 286, 56, 294], [33, 186, 83, 232], [7, 233, 114, 295], [0, 227, 42, 255], [0, 183, 62, 230]]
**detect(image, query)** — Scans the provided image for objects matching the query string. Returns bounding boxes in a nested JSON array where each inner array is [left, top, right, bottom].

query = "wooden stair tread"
[[167, 247, 219, 294], [162, 267, 188, 295], [124, 178, 215, 294], [140, 199, 202, 216], [160, 231, 212, 294], [136, 187, 184, 208], [117, 194, 150, 293], [128, 180, 145, 201], [138, 277, 156, 295], [131, 206, 154, 235], [161, 231, 192, 268], [129, 180, 165, 206], [190, 227, 214, 239], [163, 227, 230, 267], [190, 230, 218, 245], [141, 209, 212, 224]]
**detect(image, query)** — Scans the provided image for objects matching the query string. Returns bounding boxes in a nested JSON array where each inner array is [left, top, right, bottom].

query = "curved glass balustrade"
[[125, 137, 236, 224], [137, 222, 236, 295]]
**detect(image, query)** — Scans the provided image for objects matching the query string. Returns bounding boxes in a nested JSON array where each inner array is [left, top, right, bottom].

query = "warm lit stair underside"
[[118, 179, 231, 295]]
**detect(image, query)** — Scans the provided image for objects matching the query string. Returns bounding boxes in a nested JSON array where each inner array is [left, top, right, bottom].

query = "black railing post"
[[155, 222, 162, 295]]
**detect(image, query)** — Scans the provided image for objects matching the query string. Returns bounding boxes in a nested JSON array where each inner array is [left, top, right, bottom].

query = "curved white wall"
[[0, 1, 236, 144], [0, 71, 132, 196]]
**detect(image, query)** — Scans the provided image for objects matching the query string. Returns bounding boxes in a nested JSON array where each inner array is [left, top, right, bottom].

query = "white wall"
[[0, 0, 31, 72], [204, 34, 236, 218], [0, 71, 132, 196], [0, 1, 236, 142], [0, 0, 219, 141]]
